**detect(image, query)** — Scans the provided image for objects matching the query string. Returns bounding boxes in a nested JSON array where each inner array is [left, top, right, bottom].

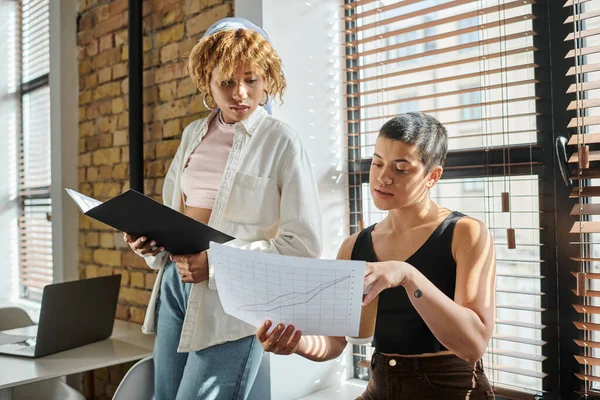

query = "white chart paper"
[[65, 188, 103, 213], [210, 242, 366, 336]]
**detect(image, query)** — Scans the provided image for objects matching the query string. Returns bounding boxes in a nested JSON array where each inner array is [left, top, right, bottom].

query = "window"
[[423, 16, 436, 52], [459, 16, 480, 47], [385, 28, 420, 61], [460, 90, 483, 121], [343, 0, 545, 397], [462, 178, 485, 192], [1, 0, 53, 302]]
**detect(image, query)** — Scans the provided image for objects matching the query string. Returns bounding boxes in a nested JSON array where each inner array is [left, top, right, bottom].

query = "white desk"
[[0, 320, 154, 396]]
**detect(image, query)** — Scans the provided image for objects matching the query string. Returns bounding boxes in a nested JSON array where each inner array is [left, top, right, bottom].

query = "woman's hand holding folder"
[[170, 252, 209, 284], [123, 233, 164, 257], [124, 232, 208, 284]]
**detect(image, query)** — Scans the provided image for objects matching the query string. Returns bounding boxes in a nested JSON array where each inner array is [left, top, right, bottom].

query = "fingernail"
[[141, 237, 146, 242], [278, 324, 284, 330], [150, 241, 156, 246], [265, 320, 272, 327], [160, 247, 165, 251]]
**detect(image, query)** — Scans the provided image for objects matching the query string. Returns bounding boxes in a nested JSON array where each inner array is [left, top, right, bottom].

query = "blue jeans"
[[154, 262, 264, 400]]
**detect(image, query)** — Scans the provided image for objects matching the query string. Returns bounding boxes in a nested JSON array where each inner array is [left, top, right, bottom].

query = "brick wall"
[[77, 0, 233, 398]]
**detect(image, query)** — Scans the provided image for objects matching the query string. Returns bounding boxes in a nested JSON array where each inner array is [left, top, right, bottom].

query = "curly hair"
[[187, 28, 286, 104]]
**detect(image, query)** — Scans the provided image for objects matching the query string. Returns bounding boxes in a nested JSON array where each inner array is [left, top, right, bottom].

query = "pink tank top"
[[180, 116, 234, 209]]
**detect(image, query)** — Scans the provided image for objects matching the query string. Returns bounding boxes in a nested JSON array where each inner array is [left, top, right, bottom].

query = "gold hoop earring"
[[259, 90, 269, 107], [203, 93, 215, 110]]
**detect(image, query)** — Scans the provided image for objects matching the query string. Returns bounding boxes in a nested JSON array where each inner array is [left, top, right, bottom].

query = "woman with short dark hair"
[[258, 112, 496, 400]]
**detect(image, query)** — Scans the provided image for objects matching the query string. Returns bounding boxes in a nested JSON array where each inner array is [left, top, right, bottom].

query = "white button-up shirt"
[[141, 106, 323, 352]]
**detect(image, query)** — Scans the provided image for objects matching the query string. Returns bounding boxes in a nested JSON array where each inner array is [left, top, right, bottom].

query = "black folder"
[[69, 189, 234, 254]]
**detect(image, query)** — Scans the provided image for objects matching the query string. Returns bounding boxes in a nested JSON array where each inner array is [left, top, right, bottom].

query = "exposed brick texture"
[[77, 0, 233, 397]]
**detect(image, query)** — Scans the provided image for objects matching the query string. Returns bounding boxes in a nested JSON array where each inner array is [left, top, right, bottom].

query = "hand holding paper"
[[209, 242, 366, 337]]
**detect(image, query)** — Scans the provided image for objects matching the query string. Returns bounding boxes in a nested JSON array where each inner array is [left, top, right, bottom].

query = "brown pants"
[[357, 352, 495, 400]]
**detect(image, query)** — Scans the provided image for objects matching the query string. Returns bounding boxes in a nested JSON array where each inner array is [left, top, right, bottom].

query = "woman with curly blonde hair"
[[123, 18, 322, 400]]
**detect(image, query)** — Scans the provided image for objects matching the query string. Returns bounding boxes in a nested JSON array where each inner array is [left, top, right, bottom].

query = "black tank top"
[[351, 211, 465, 354]]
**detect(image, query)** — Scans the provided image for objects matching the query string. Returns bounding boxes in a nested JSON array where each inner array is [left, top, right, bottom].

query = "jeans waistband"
[[371, 351, 483, 373]]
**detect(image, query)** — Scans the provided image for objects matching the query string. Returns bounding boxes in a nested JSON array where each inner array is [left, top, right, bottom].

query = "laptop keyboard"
[[21, 338, 36, 347], [4, 339, 36, 354]]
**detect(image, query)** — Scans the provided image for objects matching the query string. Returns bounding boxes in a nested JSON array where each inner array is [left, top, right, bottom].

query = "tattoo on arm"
[[414, 289, 422, 298]]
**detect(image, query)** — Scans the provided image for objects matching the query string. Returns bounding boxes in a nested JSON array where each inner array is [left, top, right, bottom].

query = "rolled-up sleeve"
[[143, 251, 169, 270]]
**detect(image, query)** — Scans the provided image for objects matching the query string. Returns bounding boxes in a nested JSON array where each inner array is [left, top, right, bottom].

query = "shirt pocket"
[[224, 171, 280, 225]]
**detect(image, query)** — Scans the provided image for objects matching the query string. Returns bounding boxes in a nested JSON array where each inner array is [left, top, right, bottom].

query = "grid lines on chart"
[[220, 254, 357, 334]]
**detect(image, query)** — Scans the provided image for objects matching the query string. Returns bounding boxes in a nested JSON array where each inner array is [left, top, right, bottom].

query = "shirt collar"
[[238, 106, 267, 136], [195, 106, 267, 138]]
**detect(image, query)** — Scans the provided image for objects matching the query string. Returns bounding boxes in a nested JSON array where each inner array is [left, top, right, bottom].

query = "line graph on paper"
[[210, 243, 366, 336], [237, 275, 351, 312]]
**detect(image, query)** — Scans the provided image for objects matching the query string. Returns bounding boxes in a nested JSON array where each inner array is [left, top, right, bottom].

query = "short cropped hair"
[[378, 112, 448, 170]]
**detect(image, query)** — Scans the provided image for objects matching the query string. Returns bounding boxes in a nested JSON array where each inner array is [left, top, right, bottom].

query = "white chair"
[[0, 307, 85, 400], [0, 307, 35, 330], [13, 379, 85, 400], [112, 355, 154, 400]]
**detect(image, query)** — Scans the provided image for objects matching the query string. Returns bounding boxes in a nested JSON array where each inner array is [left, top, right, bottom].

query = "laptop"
[[0, 274, 121, 358]]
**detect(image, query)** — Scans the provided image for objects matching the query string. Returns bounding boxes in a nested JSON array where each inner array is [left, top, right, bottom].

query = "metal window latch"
[[555, 136, 573, 187]]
